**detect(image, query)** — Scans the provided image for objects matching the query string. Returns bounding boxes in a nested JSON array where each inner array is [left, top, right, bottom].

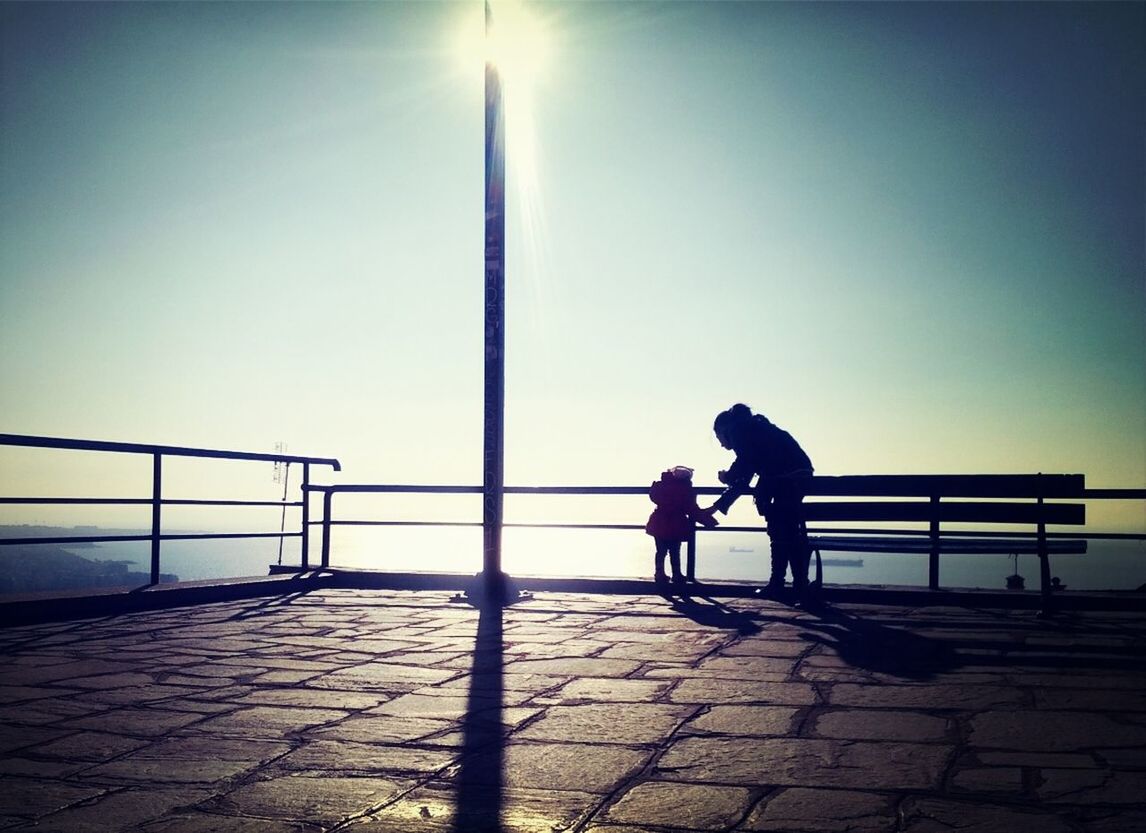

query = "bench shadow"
[[452, 597, 505, 832], [795, 603, 961, 680]]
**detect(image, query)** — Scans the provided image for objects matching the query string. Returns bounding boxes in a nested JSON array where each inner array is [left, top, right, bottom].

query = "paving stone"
[[683, 705, 800, 736], [670, 678, 818, 705], [742, 787, 897, 832], [898, 796, 1072, 832], [537, 677, 672, 704], [214, 774, 411, 825], [696, 655, 801, 678], [83, 756, 267, 784], [133, 736, 292, 762], [73, 684, 206, 705], [12, 786, 213, 833], [502, 658, 643, 677], [0, 723, 73, 753], [968, 712, 1146, 752], [138, 812, 323, 832], [0, 756, 87, 777], [310, 663, 459, 691], [0, 778, 104, 820], [351, 780, 596, 832], [189, 705, 350, 736], [1079, 809, 1146, 833], [1039, 769, 1146, 804], [1033, 688, 1146, 711], [811, 709, 949, 742], [25, 730, 150, 762], [275, 740, 457, 774], [950, 766, 1024, 793], [57, 707, 207, 737], [723, 638, 814, 658], [828, 683, 1025, 710], [0, 685, 78, 703], [977, 751, 1096, 768], [309, 714, 454, 744], [447, 741, 650, 793], [515, 703, 694, 745], [602, 781, 753, 829], [65, 672, 158, 689], [657, 737, 949, 790], [229, 688, 387, 709]]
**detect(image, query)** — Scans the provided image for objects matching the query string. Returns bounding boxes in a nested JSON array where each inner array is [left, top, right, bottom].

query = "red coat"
[[645, 471, 717, 541]]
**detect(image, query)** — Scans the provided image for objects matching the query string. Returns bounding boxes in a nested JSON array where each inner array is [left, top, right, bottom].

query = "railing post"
[[300, 463, 311, 570], [928, 494, 941, 590], [1036, 474, 1053, 616], [322, 489, 333, 569], [686, 529, 696, 582], [150, 453, 162, 585]]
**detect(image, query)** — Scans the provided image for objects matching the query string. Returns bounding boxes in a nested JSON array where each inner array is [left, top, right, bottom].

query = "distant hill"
[[0, 530, 179, 592]]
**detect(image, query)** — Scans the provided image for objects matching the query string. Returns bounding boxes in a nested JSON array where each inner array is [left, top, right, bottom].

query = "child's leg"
[[654, 538, 669, 580], [668, 540, 683, 582]]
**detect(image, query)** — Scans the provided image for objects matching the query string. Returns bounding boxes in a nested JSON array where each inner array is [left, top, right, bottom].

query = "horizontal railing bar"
[[0, 535, 153, 546], [0, 498, 302, 508], [0, 497, 152, 505], [307, 485, 482, 494], [162, 500, 304, 508], [0, 532, 301, 546], [320, 520, 483, 528], [0, 433, 340, 470], [159, 532, 302, 541]]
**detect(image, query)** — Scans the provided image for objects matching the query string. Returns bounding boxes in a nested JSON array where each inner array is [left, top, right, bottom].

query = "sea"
[[52, 525, 1146, 593]]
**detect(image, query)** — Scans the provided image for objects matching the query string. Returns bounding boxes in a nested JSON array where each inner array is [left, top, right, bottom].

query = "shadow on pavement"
[[667, 593, 762, 635], [453, 598, 505, 833], [795, 603, 961, 680]]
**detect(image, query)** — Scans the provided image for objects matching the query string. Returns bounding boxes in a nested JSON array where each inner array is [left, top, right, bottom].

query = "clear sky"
[[2, 1, 1144, 530]]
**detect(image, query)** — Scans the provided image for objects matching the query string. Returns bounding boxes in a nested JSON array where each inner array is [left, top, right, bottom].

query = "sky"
[[1, 1, 1144, 535]]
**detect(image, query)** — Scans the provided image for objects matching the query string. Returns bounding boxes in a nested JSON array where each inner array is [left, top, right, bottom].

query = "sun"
[[456, 0, 551, 96]]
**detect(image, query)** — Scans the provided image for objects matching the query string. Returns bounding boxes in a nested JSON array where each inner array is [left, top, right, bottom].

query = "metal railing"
[[305, 482, 1146, 587], [0, 434, 340, 584]]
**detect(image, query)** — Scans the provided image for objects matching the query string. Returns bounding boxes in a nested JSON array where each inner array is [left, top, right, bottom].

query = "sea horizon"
[[7, 525, 1143, 595]]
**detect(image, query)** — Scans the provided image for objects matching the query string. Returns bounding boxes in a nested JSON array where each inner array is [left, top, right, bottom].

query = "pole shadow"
[[452, 597, 505, 832]]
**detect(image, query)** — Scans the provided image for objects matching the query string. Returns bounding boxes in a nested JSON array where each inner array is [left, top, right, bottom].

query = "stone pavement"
[[1, 588, 1144, 832]]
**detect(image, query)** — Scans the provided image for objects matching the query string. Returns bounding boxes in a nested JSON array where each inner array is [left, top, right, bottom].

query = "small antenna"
[[272, 441, 287, 484], [273, 442, 290, 565]]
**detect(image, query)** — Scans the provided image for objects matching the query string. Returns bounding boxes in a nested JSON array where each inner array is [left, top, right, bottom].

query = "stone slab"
[[657, 736, 950, 790], [602, 781, 754, 829]]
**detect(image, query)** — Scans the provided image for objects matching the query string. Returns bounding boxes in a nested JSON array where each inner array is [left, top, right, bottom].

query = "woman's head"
[[713, 403, 753, 449]]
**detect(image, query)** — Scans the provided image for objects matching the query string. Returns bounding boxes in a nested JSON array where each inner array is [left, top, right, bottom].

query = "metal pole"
[[150, 453, 162, 585], [483, 0, 506, 594]]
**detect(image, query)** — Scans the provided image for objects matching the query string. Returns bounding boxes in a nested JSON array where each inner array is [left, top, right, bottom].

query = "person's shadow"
[[794, 603, 959, 680], [667, 592, 762, 635]]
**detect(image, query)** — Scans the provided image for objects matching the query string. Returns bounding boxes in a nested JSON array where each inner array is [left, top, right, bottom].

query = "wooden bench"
[[690, 474, 1087, 612]]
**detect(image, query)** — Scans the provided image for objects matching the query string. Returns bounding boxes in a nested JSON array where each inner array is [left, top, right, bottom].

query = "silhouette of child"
[[645, 466, 718, 585]]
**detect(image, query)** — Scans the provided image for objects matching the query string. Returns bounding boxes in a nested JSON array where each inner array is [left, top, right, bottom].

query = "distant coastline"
[[0, 526, 179, 593]]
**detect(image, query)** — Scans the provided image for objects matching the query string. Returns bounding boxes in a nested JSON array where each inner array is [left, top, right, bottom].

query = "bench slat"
[[800, 474, 1085, 498], [800, 501, 1084, 525], [809, 535, 1087, 555]]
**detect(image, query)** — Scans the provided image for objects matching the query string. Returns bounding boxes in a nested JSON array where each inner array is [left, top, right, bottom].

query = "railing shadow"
[[667, 592, 762, 635], [453, 598, 505, 833]]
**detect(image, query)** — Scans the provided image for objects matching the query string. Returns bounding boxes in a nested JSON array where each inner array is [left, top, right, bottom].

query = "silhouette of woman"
[[710, 404, 814, 599]]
